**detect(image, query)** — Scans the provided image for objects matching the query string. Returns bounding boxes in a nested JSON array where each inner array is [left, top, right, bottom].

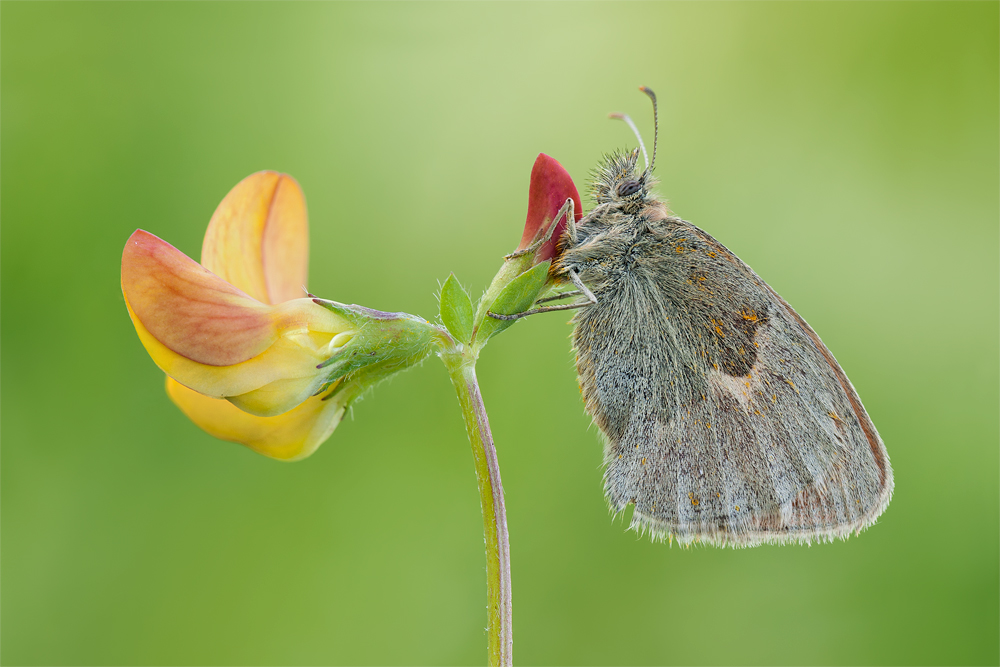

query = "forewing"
[[573, 220, 892, 547]]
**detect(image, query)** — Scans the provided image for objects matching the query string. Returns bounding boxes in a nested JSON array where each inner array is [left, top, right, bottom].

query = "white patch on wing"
[[707, 368, 765, 411]]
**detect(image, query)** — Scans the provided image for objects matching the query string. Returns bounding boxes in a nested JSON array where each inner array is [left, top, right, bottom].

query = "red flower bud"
[[516, 154, 582, 263]]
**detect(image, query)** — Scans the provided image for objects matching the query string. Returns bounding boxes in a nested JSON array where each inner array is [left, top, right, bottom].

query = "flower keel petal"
[[166, 378, 345, 461]]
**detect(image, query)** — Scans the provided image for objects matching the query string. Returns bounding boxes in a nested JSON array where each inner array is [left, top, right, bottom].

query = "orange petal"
[[122, 229, 277, 366], [166, 378, 345, 461], [201, 171, 309, 305]]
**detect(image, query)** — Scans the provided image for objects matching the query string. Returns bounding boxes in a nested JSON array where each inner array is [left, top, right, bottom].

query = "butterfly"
[[499, 88, 892, 547]]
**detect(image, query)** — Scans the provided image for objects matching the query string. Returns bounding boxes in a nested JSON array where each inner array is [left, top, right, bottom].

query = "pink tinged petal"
[[166, 378, 345, 461], [123, 229, 352, 416], [516, 154, 583, 263], [200, 171, 309, 305], [122, 229, 276, 366]]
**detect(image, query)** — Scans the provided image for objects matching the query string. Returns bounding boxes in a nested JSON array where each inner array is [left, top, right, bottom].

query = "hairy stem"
[[443, 353, 512, 666]]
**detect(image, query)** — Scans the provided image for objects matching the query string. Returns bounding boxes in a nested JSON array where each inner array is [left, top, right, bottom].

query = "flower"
[[469, 154, 584, 344], [122, 172, 436, 461], [515, 154, 582, 264]]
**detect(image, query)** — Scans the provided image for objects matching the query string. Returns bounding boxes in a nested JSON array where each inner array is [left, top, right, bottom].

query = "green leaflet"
[[439, 273, 474, 345]]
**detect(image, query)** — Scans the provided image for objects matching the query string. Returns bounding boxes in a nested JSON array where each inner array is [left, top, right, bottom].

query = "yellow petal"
[[201, 171, 308, 305], [166, 378, 345, 461]]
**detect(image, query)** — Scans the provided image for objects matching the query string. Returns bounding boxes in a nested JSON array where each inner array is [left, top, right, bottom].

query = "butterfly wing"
[[571, 218, 892, 547]]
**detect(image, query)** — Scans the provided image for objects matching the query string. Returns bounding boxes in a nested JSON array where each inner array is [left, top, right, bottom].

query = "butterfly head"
[[592, 87, 660, 211], [591, 148, 655, 207]]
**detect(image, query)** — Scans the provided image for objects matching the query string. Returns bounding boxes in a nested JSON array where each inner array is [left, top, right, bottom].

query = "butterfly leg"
[[567, 205, 579, 244], [487, 269, 596, 321], [535, 289, 583, 304], [504, 198, 575, 259]]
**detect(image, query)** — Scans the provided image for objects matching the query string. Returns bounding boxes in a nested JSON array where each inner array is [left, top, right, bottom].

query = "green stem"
[[442, 351, 512, 666]]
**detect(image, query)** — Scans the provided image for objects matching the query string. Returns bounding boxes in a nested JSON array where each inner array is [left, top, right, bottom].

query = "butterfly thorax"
[[552, 147, 667, 279]]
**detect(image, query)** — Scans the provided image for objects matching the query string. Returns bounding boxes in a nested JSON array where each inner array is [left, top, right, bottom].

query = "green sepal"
[[439, 273, 474, 345], [475, 261, 550, 343], [312, 298, 440, 393]]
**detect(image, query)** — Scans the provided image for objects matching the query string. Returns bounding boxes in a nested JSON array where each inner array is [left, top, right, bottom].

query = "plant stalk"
[[443, 353, 512, 666]]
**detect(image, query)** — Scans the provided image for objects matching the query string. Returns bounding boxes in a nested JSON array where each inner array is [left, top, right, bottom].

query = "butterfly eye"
[[617, 180, 641, 197]]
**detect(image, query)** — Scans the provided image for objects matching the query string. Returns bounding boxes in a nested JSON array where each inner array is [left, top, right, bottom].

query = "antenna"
[[609, 112, 649, 170], [639, 86, 658, 177]]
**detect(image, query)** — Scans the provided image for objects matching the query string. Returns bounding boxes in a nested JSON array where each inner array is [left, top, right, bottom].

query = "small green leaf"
[[439, 273, 474, 345], [476, 261, 550, 343]]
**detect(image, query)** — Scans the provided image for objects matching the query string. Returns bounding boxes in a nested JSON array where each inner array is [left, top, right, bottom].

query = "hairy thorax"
[[555, 200, 772, 384]]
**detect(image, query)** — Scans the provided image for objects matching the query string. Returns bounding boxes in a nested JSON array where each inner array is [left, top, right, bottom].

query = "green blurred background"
[[3, 2, 997, 665]]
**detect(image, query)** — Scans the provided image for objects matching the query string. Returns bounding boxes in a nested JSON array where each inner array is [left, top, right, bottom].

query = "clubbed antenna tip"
[[638, 86, 659, 176]]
